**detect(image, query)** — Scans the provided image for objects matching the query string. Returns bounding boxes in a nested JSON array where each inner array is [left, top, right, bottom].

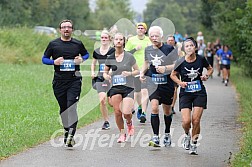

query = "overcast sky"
[[130, 0, 148, 13], [89, 0, 148, 13]]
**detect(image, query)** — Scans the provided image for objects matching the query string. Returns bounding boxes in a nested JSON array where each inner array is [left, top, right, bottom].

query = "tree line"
[[0, 0, 251, 76]]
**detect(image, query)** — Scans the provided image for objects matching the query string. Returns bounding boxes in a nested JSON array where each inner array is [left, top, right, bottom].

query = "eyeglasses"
[[60, 26, 73, 29]]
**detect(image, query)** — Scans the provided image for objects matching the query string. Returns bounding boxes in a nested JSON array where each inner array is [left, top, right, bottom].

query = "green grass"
[[231, 66, 252, 167], [0, 27, 95, 64], [0, 27, 107, 159], [0, 64, 110, 159]]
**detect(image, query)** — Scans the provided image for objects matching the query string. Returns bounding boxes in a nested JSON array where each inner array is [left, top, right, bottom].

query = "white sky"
[[89, 0, 148, 13]]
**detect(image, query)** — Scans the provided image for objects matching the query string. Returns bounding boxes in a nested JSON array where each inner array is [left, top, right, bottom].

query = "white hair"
[[148, 26, 163, 37]]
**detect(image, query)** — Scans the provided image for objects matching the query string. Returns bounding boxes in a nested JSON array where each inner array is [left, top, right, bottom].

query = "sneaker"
[[182, 134, 191, 150], [65, 135, 75, 147], [132, 110, 135, 114], [117, 134, 126, 143], [64, 131, 68, 144], [137, 108, 142, 120], [163, 133, 172, 147], [149, 136, 160, 147], [102, 121, 110, 130], [127, 123, 134, 136], [224, 80, 228, 86], [171, 107, 176, 114], [189, 144, 198, 155], [139, 113, 146, 123]]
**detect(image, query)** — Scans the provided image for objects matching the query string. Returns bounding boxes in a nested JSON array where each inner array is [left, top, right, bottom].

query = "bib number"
[[99, 64, 105, 73], [185, 80, 202, 92], [152, 74, 167, 84], [222, 60, 228, 65], [60, 60, 75, 71], [112, 75, 126, 86]]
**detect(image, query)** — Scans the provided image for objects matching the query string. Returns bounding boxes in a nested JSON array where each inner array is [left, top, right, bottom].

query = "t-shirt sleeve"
[[174, 57, 184, 72], [93, 50, 97, 59], [124, 39, 133, 52], [44, 42, 53, 58], [80, 42, 88, 56]]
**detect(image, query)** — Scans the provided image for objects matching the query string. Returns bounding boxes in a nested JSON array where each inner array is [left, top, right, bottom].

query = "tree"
[[90, 0, 135, 30]]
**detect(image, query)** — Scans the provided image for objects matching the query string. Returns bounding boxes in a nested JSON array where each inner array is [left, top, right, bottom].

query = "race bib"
[[222, 60, 228, 65], [152, 74, 167, 84], [99, 64, 105, 73], [207, 52, 212, 57], [112, 75, 126, 86], [60, 60, 75, 71], [185, 80, 202, 92]]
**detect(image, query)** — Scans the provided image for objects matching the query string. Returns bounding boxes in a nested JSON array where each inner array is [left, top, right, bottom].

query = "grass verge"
[[0, 64, 110, 159], [231, 65, 252, 167]]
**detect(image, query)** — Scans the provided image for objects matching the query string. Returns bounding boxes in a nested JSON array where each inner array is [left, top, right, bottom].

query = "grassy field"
[[231, 66, 252, 167], [0, 28, 106, 159], [0, 64, 108, 159]]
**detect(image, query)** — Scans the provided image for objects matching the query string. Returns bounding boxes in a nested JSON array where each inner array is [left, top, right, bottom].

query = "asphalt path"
[[0, 74, 241, 167]]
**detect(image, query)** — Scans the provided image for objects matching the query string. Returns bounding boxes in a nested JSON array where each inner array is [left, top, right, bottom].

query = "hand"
[[155, 66, 166, 74], [54, 57, 64, 65], [200, 75, 209, 81], [179, 81, 187, 88], [135, 45, 142, 51], [91, 72, 96, 79], [139, 72, 146, 82], [122, 71, 131, 77], [104, 73, 111, 80], [74, 56, 83, 65]]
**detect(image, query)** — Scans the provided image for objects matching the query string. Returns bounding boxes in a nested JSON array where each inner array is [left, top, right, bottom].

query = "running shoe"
[[182, 134, 191, 150], [139, 113, 146, 123], [102, 121, 110, 130], [127, 123, 134, 136], [172, 107, 176, 114], [65, 135, 75, 147], [149, 135, 160, 147], [163, 133, 172, 147], [137, 108, 142, 120], [189, 144, 198, 155], [132, 110, 135, 114], [117, 134, 126, 143], [225, 80, 228, 86]]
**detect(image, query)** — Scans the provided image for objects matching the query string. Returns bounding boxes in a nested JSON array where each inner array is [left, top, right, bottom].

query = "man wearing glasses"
[[42, 19, 89, 148], [125, 22, 151, 123]]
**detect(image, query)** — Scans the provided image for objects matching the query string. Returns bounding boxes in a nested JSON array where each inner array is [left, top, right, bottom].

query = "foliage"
[[0, 0, 90, 30], [143, 0, 202, 35], [200, 0, 252, 76], [89, 0, 135, 30]]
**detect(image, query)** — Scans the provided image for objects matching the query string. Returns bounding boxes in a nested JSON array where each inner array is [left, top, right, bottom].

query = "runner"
[[91, 30, 115, 130], [170, 37, 213, 154], [218, 45, 233, 86], [125, 22, 151, 123], [42, 19, 89, 147], [140, 26, 178, 147], [166, 35, 179, 114], [103, 33, 139, 143]]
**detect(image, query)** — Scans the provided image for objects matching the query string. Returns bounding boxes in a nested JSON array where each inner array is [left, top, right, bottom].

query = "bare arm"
[[91, 58, 97, 79]]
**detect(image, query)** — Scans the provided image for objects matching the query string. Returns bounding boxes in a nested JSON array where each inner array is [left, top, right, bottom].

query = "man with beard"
[[42, 19, 89, 147]]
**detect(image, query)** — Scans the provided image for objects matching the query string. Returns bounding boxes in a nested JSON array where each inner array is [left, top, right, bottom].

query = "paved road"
[[0, 75, 240, 167]]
